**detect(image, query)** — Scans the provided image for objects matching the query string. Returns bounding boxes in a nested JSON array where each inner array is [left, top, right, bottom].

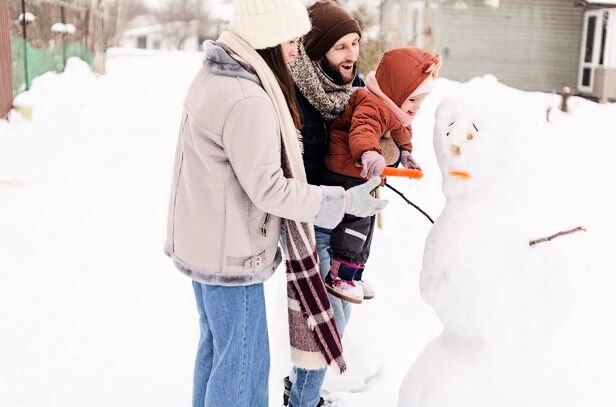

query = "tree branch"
[[529, 226, 587, 247]]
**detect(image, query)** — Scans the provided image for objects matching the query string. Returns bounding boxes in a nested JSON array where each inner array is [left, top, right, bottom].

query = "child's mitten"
[[401, 150, 421, 170], [360, 151, 386, 179]]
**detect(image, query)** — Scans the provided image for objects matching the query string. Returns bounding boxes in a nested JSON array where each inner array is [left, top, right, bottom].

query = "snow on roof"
[[584, 0, 616, 5], [122, 24, 164, 38], [126, 15, 159, 30]]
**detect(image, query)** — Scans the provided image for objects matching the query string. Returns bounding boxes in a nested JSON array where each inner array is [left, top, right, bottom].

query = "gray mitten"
[[345, 177, 388, 217]]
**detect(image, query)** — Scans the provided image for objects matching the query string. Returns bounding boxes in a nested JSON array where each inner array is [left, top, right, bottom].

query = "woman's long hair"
[[257, 46, 302, 130]]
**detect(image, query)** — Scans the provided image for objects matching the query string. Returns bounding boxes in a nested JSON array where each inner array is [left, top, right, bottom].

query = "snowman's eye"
[[467, 133, 474, 140], [446, 121, 454, 137]]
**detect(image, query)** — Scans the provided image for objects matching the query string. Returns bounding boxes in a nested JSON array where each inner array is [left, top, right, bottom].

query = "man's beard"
[[320, 58, 357, 85]]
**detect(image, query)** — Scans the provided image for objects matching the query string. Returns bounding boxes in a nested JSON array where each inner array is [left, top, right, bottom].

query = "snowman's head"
[[434, 88, 544, 200]]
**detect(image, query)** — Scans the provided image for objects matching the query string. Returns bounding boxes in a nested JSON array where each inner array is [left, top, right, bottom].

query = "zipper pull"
[[261, 213, 270, 236]]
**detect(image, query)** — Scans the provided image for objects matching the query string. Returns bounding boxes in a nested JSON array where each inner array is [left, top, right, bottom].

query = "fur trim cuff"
[[314, 185, 346, 229]]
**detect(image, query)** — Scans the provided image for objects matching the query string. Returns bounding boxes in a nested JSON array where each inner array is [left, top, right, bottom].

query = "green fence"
[[11, 36, 93, 94]]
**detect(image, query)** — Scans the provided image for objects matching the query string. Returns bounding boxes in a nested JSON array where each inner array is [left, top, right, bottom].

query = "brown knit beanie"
[[303, 0, 362, 61]]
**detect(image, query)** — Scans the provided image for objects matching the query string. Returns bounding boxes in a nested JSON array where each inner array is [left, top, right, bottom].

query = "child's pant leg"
[[321, 170, 377, 280], [329, 213, 375, 280]]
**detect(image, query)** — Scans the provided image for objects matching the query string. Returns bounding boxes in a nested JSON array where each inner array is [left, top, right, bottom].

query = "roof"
[[581, 0, 616, 6]]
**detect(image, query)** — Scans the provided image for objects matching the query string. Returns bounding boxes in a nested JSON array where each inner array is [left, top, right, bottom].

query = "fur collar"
[[202, 40, 260, 84]]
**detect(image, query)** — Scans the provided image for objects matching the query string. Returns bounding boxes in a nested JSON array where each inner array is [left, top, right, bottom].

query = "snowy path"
[[0, 50, 439, 406], [1, 50, 615, 407], [0, 51, 206, 406]]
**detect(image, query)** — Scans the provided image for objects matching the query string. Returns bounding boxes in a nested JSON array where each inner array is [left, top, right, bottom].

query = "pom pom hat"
[[229, 0, 312, 50]]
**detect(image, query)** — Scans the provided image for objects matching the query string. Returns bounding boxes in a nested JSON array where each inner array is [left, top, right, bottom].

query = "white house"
[[119, 2, 233, 52], [578, 0, 616, 101]]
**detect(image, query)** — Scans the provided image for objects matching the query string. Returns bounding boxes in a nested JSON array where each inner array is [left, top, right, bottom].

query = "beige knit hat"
[[230, 0, 312, 50]]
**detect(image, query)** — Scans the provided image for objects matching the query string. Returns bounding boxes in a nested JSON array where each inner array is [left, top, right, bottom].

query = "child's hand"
[[360, 151, 386, 179], [401, 150, 421, 170]]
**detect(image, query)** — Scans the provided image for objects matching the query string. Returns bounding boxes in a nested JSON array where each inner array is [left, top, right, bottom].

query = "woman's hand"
[[345, 177, 388, 217]]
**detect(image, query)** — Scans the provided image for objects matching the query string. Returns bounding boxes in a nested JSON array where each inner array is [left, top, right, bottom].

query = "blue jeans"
[[192, 281, 270, 407], [289, 226, 352, 407]]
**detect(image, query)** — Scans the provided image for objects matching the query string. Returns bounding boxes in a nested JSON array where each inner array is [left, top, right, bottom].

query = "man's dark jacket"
[[296, 75, 365, 186]]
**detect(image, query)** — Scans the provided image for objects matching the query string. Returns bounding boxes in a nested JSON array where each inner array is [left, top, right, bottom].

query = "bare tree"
[[156, 0, 210, 49], [100, 0, 151, 47], [358, 36, 387, 74], [352, 3, 385, 74]]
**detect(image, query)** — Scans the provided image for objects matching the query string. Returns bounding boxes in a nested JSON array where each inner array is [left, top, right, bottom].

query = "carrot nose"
[[448, 170, 471, 179]]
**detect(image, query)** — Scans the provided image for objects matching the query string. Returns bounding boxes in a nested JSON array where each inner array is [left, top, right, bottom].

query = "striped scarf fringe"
[[281, 150, 346, 373]]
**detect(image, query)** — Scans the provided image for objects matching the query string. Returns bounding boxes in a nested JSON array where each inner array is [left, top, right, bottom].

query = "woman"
[[164, 0, 388, 406]]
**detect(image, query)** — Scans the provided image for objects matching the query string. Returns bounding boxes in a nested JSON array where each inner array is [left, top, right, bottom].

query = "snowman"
[[398, 85, 591, 407]]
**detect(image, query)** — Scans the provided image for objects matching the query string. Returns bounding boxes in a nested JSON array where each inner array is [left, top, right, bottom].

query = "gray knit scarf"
[[290, 43, 354, 123]]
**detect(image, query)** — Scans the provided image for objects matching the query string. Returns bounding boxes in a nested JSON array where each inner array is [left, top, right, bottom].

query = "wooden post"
[[88, 0, 97, 50], [89, 0, 105, 74], [559, 86, 572, 113], [84, 8, 90, 52], [60, 5, 67, 70], [20, 0, 29, 90], [0, 0, 13, 118]]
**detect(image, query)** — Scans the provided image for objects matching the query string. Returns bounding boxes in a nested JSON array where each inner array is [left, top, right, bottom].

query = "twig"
[[385, 183, 434, 224], [529, 226, 587, 247], [376, 186, 384, 230]]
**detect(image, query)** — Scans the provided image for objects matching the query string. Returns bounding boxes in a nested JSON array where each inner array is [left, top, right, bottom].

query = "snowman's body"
[[398, 89, 590, 407]]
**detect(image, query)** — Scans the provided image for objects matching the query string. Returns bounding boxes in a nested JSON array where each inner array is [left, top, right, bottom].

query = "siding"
[[593, 66, 616, 100], [427, 0, 585, 92], [0, 0, 12, 118]]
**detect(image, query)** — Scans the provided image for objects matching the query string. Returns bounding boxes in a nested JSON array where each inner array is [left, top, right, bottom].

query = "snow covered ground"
[[1, 49, 614, 406]]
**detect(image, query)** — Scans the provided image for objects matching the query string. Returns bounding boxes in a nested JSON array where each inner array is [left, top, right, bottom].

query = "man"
[[284, 1, 367, 406]]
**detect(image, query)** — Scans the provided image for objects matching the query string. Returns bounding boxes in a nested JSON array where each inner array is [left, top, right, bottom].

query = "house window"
[[599, 11, 608, 65], [581, 67, 592, 87], [137, 36, 147, 49], [584, 16, 596, 63]]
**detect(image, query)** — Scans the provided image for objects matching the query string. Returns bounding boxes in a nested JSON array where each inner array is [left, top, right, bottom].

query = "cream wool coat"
[[165, 41, 345, 285]]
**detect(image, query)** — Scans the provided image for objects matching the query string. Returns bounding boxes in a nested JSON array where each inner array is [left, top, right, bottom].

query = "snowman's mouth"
[[448, 170, 471, 179]]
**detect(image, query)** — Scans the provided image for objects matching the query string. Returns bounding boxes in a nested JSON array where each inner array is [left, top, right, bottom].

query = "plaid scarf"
[[217, 31, 346, 373], [290, 42, 355, 123]]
